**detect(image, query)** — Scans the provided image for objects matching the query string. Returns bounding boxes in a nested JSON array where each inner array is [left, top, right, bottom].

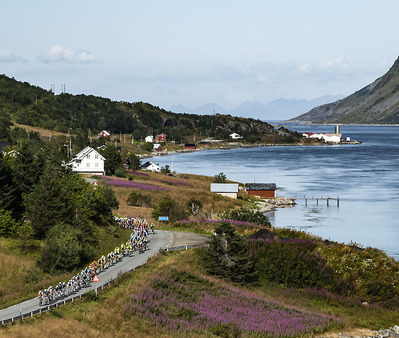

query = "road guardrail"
[[0, 243, 209, 325]]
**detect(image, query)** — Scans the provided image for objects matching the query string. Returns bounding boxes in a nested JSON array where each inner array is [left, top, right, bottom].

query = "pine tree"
[[0, 154, 22, 217], [203, 222, 258, 284], [13, 141, 45, 195], [24, 171, 73, 239]]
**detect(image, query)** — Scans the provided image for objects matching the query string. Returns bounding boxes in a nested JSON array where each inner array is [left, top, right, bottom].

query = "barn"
[[245, 183, 277, 198]]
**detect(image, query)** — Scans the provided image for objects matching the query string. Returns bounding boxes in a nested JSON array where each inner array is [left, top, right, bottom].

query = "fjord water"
[[150, 125, 399, 259]]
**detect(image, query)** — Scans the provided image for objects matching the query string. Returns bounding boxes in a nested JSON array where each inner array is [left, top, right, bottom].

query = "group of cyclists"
[[37, 217, 155, 306], [113, 216, 155, 234]]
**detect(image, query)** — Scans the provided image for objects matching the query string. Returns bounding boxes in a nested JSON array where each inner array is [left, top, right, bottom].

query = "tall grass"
[[125, 269, 340, 336], [0, 246, 71, 308], [2, 250, 399, 336], [0, 226, 132, 309]]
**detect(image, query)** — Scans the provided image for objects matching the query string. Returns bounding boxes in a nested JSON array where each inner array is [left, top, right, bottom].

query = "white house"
[[145, 135, 154, 143], [97, 130, 110, 138], [210, 183, 239, 199], [229, 133, 243, 140], [97, 144, 107, 151], [153, 143, 163, 152], [141, 161, 161, 172], [68, 146, 106, 175]]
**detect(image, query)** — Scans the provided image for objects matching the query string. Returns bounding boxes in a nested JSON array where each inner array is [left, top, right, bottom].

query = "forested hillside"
[[0, 75, 287, 142]]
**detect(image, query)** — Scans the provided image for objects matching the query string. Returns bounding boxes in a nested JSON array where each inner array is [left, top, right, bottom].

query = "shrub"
[[126, 191, 152, 207], [318, 244, 399, 303], [0, 209, 19, 237], [222, 207, 270, 226], [249, 238, 333, 289], [186, 198, 202, 216], [141, 142, 153, 152], [213, 172, 227, 183], [115, 169, 126, 178], [38, 223, 86, 273], [161, 165, 171, 175], [151, 197, 187, 222]]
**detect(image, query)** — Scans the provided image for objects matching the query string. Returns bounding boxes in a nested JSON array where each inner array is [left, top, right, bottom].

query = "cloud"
[[0, 50, 26, 63], [298, 63, 312, 73], [38, 45, 101, 63], [320, 56, 349, 70]]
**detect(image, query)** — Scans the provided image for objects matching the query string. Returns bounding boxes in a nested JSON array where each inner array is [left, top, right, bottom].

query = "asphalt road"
[[0, 230, 208, 322]]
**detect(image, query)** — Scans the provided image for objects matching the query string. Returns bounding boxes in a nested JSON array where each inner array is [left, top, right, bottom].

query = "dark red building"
[[155, 134, 167, 142], [245, 183, 277, 198], [184, 143, 197, 150]]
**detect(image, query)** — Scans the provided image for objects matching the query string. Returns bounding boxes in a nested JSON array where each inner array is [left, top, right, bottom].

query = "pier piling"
[[296, 196, 340, 207]]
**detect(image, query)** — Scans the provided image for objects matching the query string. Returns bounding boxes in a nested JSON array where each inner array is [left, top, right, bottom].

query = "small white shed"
[[229, 133, 243, 140], [210, 183, 239, 199], [145, 135, 154, 143]]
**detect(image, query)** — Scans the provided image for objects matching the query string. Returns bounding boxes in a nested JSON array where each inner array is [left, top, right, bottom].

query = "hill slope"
[[0, 75, 284, 141], [291, 57, 399, 124]]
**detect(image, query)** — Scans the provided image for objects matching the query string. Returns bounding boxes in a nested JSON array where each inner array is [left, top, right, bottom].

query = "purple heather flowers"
[[125, 272, 339, 336]]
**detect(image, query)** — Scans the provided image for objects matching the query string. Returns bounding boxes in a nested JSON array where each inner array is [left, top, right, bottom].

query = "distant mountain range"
[[170, 95, 344, 121], [291, 57, 399, 124]]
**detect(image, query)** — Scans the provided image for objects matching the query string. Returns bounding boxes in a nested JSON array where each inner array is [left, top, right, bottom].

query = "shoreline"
[[286, 121, 399, 127], [142, 139, 356, 159], [254, 197, 297, 213]]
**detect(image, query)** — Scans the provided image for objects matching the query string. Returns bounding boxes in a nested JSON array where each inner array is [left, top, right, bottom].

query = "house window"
[[86, 163, 90, 167], [86, 155, 90, 159], [95, 163, 99, 167], [95, 154, 99, 159]]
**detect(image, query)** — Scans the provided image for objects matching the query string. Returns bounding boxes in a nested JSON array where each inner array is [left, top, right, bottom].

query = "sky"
[[1, 0, 399, 114]]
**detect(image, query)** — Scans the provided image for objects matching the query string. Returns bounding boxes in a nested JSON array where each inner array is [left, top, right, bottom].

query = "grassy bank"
[[0, 226, 132, 310], [1, 250, 398, 337], [0, 169, 253, 309]]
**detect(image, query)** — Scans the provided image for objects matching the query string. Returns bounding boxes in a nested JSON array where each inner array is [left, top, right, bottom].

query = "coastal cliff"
[[291, 57, 399, 125]]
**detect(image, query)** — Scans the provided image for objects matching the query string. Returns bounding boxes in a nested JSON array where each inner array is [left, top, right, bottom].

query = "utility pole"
[[68, 128, 72, 157]]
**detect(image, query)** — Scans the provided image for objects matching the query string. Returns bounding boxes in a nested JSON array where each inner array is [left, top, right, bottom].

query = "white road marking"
[[165, 231, 173, 248]]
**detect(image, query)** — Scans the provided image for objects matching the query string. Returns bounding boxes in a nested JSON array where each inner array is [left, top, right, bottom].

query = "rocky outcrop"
[[255, 198, 296, 213], [327, 325, 399, 338]]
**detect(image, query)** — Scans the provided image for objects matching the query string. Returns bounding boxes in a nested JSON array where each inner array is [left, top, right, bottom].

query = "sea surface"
[[148, 125, 399, 259]]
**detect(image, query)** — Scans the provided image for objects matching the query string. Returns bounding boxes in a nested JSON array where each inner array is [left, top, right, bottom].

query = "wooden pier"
[[295, 196, 340, 207]]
